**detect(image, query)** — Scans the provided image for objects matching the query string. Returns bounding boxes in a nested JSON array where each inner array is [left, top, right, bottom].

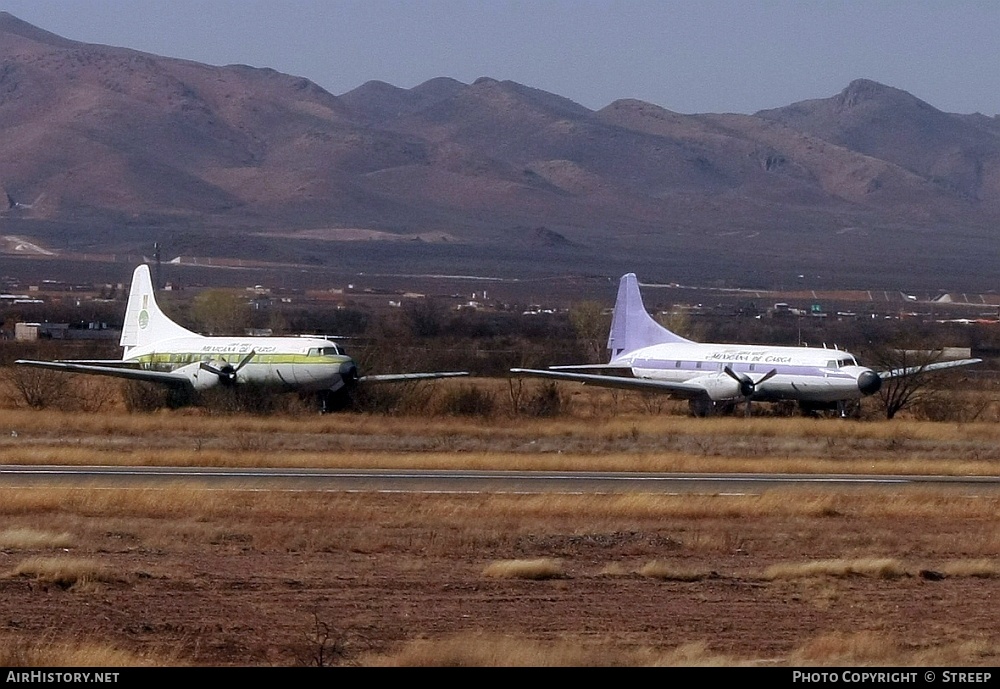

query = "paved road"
[[2, 465, 1000, 495]]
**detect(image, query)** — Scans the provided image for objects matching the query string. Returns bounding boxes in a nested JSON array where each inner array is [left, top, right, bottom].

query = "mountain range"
[[1, 12, 998, 291]]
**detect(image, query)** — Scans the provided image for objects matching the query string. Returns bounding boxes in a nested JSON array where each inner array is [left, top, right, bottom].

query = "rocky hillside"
[[1, 12, 998, 289]]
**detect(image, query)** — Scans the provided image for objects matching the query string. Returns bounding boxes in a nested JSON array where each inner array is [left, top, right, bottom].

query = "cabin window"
[[675, 361, 682, 368], [749, 364, 755, 372], [827, 360, 838, 369], [696, 362, 702, 369]]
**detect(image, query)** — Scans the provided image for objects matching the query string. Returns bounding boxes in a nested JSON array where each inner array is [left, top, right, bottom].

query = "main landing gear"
[[688, 399, 737, 417]]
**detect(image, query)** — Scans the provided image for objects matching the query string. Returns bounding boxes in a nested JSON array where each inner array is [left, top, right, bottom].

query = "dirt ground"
[[2, 408, 1000, 666], [2, 490, 1000, 667]]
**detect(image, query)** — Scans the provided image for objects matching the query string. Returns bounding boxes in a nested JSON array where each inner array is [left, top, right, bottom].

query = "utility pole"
[[153, 242, 162, 291]]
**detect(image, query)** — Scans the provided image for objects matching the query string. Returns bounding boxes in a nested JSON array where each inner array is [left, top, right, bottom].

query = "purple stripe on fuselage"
[[628, 359, 856, 380]]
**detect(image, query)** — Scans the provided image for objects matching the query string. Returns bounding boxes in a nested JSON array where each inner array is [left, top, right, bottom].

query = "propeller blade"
[[724, 366, 778, 416], [723, 365, 742, 383], [724, 365, 753, 397], [200, 362, 224, 376], [757, 368, 778, 385], [234, 350, 256, 372], [200, 351, 254, 384]]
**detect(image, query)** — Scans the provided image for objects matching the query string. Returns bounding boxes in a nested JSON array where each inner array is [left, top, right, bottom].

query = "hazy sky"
[[4, 1, 1000, 115]]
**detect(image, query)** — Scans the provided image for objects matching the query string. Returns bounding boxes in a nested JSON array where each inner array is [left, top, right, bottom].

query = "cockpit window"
[[308, 346, 341, 357]]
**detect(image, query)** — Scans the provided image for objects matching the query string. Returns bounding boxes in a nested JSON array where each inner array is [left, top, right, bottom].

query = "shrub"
[[437, 385, 496, 417], [520, 382, 565, 418]]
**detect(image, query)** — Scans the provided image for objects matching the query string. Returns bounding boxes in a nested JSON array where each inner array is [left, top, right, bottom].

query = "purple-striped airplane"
[[512, 274, 981, 417]]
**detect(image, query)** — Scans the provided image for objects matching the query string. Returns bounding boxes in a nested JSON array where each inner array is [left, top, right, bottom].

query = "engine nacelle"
[[685, 373, 742, 401], [172, 361, 223, 391]]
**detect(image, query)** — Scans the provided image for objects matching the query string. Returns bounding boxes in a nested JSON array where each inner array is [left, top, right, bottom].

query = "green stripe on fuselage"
[[130, 353, 352, 370]]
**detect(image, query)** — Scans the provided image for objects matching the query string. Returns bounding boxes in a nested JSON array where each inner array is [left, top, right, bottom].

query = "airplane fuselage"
[[15, 264, 468, 408], [124, 335, 356, 393], [616, 342, 879, 403]]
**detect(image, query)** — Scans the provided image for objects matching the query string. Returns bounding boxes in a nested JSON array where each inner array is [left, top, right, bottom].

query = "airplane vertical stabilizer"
[[607, 273, 692, 360], [119, 264, 198, 351]]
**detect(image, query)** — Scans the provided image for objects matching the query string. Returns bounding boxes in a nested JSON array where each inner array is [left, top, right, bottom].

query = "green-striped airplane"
[[16, 264, 468, 410]]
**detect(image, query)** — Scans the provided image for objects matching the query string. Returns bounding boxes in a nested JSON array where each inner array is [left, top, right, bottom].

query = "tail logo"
[[138, 310, 149, 330]]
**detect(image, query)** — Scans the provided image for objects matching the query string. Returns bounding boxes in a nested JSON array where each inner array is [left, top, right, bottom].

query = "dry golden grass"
[[907, 638, 1000, 666], [5, 402, 1000, 477], [790, 630, 903, 665], [7, 556, 118, 588], [0, 636, 175, 666], [0, 485, 232, 519], [787, 631, 1000, 666], [0, 487, 997, 531], [363, 633, 740, 667], [366, 633, 597, 666], [1, 388, 1000, 666], [0, 528, 73, 549], [0, 482, 994, 665], [2, 400, 1000, 441], [364, 630, 1000, 667], [637, 560, 717, 581], [939, 559, 1000, 578], [763, 557, 908, 580], [598, 562, 632, 576], [482, 558, 565, 580]]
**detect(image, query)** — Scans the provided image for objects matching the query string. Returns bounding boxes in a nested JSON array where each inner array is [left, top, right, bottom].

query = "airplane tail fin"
[[606, 273, 692, 360], [119, 264, 198, 352]]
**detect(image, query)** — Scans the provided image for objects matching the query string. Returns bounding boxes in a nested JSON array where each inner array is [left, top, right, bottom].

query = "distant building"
[[14, 321, 119, 341]]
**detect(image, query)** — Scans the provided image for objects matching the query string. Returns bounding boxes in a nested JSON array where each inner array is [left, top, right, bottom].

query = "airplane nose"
[[857, 369, 882, 395]]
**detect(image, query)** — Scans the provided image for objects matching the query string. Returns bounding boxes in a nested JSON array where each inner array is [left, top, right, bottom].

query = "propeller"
[[724, 366, 778, 416], [200, 350, 256, 385]]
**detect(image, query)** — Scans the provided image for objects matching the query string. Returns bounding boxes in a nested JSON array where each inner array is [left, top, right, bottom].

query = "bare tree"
[[190, 289, 251, 335], [568, 300, 609, 363], [868, 346, 948, 420], [4, 367, 120, 411], [4, 366, 68, 409]]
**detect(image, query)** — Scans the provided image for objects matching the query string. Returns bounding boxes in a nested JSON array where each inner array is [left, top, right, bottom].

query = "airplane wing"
[[14, 360, 193, 388], [55, 359, 141, 366], [358, 371, 470, 383], [509, 368, 710, 398], [878, 358, 983, 380]]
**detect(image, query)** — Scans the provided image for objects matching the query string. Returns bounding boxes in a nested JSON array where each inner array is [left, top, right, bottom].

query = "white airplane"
[[16, 264, 468, 411], [512, 273, 982, 417]]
